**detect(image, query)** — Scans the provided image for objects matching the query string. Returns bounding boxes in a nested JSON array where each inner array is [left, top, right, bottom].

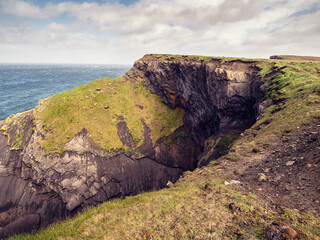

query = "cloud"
[[0, 0, 320, 63], [0, 0, 42, 18], [45, 22, 68, 32]]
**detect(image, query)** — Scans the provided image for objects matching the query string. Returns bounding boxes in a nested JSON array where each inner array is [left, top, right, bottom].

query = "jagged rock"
[[273, 175, 282, 182], [285, 161, 295, 166], [127, 58, 264, 138], [265, 223, 298, 240], [0, 214, 40, 239], [224, 180, 241, 185], [257, 173, 267, 182]]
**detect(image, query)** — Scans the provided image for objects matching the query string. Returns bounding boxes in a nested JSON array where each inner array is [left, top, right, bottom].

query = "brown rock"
[[265, 223, 298, 240]]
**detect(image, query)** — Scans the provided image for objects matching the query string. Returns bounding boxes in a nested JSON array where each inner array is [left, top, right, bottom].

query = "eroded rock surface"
[[126, 57, 264, 142]]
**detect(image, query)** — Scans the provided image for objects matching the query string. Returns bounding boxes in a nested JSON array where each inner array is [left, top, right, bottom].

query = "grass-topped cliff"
[[3, 54, 320, 239], [235, 59, 320, 149], [33, 76, 183, 154]]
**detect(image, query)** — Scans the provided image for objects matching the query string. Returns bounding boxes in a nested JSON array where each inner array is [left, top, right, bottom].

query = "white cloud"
[[45, 23, 68, 32], [0, 0, 319, 63]]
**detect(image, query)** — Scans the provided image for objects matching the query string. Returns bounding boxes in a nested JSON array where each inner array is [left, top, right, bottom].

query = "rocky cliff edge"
[[0, 54, 273, 238]]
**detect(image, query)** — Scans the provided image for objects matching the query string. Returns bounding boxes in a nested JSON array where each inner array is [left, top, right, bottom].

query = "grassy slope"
[[35, 77, 183, 154], [11, 168, 319, 240], [235, 60, 320, 151], [9, 56, 320, 239]]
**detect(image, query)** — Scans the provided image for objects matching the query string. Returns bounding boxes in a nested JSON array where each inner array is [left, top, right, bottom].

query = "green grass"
[[35, 77, 184, 154], [234, 60, 320, 150], [217, 133, 241, 156], [228, 156, 241, 162], [11, 167, 319, 240], [139, 53, 256, 63]]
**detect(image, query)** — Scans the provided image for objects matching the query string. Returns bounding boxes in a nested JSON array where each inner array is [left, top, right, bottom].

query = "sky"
[[0, 0, 319, 64]]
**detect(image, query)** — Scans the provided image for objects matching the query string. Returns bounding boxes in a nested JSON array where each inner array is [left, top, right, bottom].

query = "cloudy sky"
[[0, 0, 319, 64]]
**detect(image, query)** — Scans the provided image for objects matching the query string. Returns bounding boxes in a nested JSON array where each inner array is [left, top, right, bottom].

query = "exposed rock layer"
[[126, 58, 264, 142], [0, 56, 264, 238]]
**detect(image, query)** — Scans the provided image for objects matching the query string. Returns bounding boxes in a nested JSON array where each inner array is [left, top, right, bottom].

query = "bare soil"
[[218, 122, 320, 217]]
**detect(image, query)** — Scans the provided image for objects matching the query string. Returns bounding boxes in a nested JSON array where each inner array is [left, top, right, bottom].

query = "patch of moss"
[[163, 131, 187, 145], [1, 112, 30, 150], [36, 77, 184, 154], [228, 156, 241, 162], [217, 133, 241, 156]]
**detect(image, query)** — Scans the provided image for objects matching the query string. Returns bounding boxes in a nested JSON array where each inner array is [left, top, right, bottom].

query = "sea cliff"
[[1, 54, 319, 239]]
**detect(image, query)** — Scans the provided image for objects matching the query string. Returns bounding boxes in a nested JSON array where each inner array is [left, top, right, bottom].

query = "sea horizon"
[[0, 63, 131, 120]]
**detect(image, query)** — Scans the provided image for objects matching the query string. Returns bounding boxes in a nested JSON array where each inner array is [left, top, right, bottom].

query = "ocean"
[[0, 64, 131, 120]]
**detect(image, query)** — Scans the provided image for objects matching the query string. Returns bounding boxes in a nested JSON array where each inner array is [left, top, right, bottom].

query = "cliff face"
[[0, 112, 194, 238], [0, 55, 265, 238], [127, 56, 264, 141]]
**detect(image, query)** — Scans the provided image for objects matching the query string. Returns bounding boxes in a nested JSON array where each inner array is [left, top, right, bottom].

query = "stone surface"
[[126, 58, 264, 140], [285, 161, 295, 166], [257, 173, 267, 182], [265, 223, 298, 240], [0, 214, 40, 239], [225, 180, 241, 185]]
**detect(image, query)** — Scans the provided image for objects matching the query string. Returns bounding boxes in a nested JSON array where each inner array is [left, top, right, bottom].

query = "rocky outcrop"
[[0, 55, 266, 238], [126, 56, 264, 143], [0, 111, 195, 238]]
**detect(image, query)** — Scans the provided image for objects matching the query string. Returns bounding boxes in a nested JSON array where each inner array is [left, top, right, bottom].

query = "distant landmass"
[[270, 55, 320, 61]]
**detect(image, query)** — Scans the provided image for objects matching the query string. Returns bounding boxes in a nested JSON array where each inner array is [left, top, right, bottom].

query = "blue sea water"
[[0, 64, 131, 120]]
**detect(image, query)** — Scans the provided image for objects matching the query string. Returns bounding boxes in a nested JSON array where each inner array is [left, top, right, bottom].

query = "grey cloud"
[[0, 0, 69, 19], [242, 9, 320, 57], [0, 0, 40, 18], [1, 0, 320, 64], [290, 3, 319, 17]]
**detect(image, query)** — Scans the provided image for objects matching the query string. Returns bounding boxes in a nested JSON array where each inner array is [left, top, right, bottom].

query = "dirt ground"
[[218, 122, 320, 217]]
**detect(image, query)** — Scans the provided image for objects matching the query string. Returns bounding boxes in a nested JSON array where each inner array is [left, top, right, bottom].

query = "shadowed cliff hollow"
[[0, 54, 267, 238], [126, 55, 264, 138]]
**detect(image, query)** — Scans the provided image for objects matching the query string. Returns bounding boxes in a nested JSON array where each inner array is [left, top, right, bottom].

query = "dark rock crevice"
[[128, 59, 264, 147]]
